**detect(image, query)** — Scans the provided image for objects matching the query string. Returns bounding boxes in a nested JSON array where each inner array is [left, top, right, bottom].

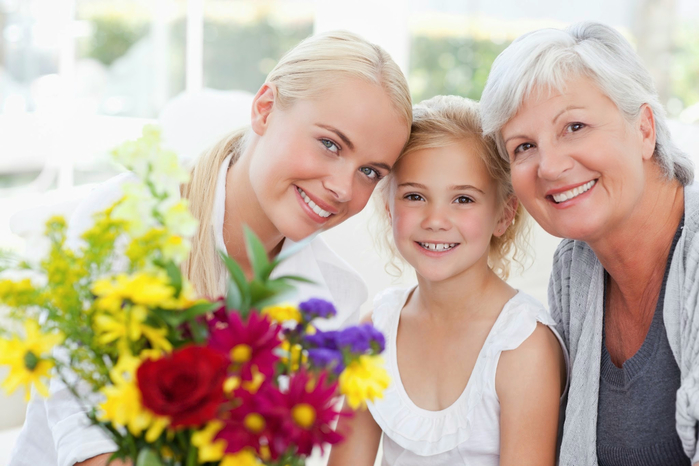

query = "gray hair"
[[480, 21, 694, 186]]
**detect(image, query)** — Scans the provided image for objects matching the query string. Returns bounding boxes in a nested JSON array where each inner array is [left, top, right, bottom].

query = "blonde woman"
[[329, 96, 567, 466], [10, 31, 412, 466]]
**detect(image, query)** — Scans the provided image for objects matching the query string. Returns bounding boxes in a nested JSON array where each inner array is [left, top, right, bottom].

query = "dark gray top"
[[596, 218, 689, 466]]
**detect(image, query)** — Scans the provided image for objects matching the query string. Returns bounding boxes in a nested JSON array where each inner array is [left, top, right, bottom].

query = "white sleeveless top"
[[367, 287, 566, 466]]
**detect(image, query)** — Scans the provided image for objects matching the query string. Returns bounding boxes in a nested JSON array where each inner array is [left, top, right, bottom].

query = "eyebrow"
[[397, 182, 485, 194], [504, 105, 586, 145], [315, 124, 354, 150]]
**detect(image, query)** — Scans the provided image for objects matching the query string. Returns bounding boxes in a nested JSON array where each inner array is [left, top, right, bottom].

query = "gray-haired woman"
[[480, 22, 698, 466]]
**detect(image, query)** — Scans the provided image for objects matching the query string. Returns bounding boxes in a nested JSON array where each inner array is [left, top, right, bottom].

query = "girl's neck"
[[413, 261, 515, 322], [223, 145, 285, 276]]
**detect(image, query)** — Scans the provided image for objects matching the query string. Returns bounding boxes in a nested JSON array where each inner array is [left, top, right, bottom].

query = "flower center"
[[230, 344, 252, 363], [292, 403, 316, 429], [243, 413, 265, 433], [24, 350, 39, 371]]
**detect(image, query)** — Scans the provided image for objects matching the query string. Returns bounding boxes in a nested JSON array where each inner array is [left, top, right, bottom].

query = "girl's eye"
[[320, 138, 339, 153], [404, 193, 424, 202], [513, 142, 535, 155], [454, 196, 473, 204], [359, 166, 381, 181], [566, 122, 585, 133]]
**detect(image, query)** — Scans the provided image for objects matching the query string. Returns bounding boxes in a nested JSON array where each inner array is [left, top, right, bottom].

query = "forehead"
[[394, 140, 493, 188]]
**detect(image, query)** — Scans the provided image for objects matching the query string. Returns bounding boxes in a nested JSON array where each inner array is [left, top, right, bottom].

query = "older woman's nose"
[[537, 142, 574, 181], [421, 204, 452, 231]]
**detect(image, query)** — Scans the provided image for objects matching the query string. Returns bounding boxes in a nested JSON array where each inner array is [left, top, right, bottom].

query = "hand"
[[75, 454, 131, 466]]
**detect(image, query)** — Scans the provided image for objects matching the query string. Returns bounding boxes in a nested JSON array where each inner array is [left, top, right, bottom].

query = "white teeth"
[[296, 187, 332, 218], [418, 242, 457, 251], [552, 180, 596, 203]]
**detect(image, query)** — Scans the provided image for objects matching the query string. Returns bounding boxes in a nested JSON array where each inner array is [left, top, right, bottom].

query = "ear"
[[250, 83, 277, 136], [494, 196, 518, 238], [638, 104, 656, 162]]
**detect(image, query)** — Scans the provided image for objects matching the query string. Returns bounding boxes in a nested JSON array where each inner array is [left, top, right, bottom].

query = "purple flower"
[[364, 324, 386, 353], [308, 348, 345, 374], [299, 298, 337, 320], [335, 327, 371, 353], [304, 330, 339, 350]]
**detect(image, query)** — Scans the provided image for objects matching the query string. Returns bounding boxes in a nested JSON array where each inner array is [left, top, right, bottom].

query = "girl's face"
[[247, 78, 409, 242], [500, 75, 655, 243], [389, 140, 510, 284]]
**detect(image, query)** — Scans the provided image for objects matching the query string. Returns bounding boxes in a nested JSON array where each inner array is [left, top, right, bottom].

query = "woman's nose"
[[323, 169, 354, 203], [537, 141, 574, 181], [421, 204, 451, 231]]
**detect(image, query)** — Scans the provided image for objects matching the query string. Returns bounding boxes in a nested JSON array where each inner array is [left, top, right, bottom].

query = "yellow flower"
[[99, 355, 169, 441], [0, 320, 64, 401], [339, 355, 391, 410], [0, 278, 38, 308], [220, 449, 262, 466], [261, 303, 302, 324], [192, 421, 227, 462], [279, 340, 306, 371], [163, 200, 198, 238]]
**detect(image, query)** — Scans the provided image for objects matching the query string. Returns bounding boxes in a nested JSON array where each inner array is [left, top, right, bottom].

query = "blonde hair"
[[181, 31, 412, 299], [375, 95, 530, 281]]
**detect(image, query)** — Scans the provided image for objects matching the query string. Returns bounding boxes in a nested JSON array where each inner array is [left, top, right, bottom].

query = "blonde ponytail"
[[180, 128, 248, 298]]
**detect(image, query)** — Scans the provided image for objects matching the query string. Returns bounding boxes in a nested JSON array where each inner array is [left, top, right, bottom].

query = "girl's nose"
[[421, 204, 451, 231]]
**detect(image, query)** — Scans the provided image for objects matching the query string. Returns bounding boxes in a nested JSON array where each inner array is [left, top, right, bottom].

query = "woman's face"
[[500, 75, 655, 243], [247, 78, 409, 242]]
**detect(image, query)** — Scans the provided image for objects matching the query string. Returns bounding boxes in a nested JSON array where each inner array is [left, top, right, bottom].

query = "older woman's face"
[[500, 75, 654, 242]]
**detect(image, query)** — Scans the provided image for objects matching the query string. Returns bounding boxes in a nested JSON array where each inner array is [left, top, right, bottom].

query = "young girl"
[[328, 96, 567, 466], [10, 32, 412, 466]]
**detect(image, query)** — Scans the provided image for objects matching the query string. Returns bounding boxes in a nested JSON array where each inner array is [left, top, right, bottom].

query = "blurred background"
[[0, 0, 698, 463]]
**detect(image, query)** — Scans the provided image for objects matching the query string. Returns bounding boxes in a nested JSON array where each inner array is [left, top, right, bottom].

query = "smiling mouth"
[[417, 242, 459, 252], [296, 187, 333, 218], [549, 180, 596, 204]]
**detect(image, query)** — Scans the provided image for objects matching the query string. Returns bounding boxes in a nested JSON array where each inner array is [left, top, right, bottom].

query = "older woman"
[[480, 22, 698, 466]]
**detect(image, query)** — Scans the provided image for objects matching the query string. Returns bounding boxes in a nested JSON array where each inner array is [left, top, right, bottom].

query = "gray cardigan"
[[549, 185, 699, 465]]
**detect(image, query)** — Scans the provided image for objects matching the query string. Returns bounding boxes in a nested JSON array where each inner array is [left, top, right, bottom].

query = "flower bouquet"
[[0, 127, 389, 466]]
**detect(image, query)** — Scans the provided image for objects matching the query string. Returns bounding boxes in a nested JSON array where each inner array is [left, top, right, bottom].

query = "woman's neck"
[[589, 174, 684, 307], [223, 146, 284, 276]]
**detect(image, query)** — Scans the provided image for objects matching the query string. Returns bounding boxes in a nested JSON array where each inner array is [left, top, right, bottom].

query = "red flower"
[[137, 346, 228, 427], [267, 371, 343, 457], [208, 311, 281, 380], [215, 383, 279, 456]]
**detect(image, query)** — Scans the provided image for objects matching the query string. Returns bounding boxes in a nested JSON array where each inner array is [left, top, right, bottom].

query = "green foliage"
[[409, 34, 510, 103], [83, 15, 148, 66], [671, 22, 699, 110]]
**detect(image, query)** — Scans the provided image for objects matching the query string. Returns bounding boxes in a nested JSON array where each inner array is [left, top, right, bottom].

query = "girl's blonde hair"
[[375, 95, 530, 280], [181, 31, 413, 298]]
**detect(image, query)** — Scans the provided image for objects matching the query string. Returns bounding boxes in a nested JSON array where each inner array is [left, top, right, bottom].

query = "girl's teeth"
[[297, 187, 331, 218], [419, 242, 457, 251], [552, 180, 596, 203]]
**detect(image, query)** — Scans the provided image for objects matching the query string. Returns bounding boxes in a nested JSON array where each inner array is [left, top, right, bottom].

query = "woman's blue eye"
[[321, 139, 339, 153], [359, 166, 381, 180], [455, 196, 473, 204]]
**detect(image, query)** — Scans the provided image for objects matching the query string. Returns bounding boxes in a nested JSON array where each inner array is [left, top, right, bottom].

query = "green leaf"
[[226, 280, 245, 312], [249, 278, 295, 309], [163, 260, 183, 297], [172, 301, 220, 325], [273, 274, 316, 285], [243, 226, 270, 280], [135, 448, 163, 466], [219, 251, 249, 297]]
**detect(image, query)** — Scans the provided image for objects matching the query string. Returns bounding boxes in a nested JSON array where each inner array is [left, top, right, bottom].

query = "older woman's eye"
[[567, 122, 585, 133], [320, 138, 340, 153], [514, 142, 535, 155]]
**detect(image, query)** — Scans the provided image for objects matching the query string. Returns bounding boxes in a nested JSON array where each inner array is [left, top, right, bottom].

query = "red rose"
[[137, 345, 228, 427]]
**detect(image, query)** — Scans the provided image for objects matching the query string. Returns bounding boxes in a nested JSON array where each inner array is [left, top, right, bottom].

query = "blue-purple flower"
[[307, 348, 344, 374], [299, 298, 337, 320]]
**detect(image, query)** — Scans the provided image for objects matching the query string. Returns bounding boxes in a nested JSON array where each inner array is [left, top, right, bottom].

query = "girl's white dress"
[[367, 287, 567, 466]]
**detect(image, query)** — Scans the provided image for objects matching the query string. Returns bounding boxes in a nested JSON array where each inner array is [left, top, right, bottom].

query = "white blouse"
[[9, 155, 367, 466], [367, 287, 567, 466]]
